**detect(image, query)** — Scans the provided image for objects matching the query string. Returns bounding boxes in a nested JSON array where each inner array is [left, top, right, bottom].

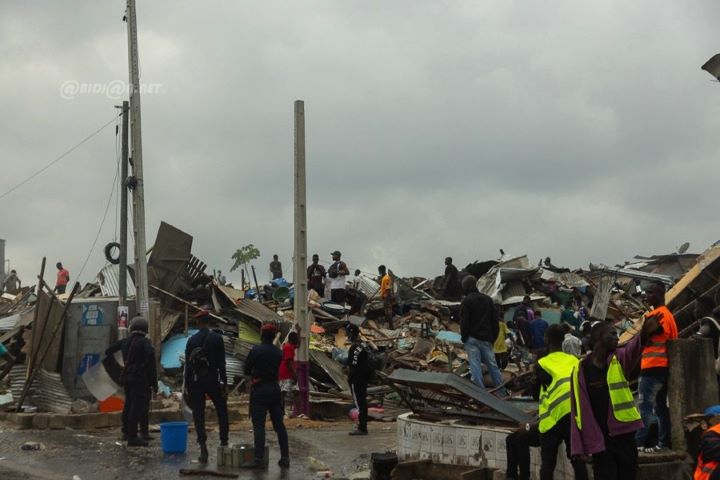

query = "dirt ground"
[[0, 417, 398, 480]]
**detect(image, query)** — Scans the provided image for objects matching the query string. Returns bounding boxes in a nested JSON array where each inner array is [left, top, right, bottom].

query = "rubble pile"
[[0, 221, 718, 428]]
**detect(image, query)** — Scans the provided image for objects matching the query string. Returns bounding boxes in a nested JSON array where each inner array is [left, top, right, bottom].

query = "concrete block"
[[32, 414, 50, 429], [48, 415, 69, 429], [668, 338, 718, 452], [12, 413, 35, 429]]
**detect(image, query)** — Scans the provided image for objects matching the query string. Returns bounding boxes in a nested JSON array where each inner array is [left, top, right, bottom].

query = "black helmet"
[[129, 316, 148, 334]]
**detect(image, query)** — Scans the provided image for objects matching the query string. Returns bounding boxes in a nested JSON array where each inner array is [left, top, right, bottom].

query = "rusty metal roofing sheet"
[[233, 298, 280, 325], [96, 264, 136, 297], [10, 365, 72, 413]]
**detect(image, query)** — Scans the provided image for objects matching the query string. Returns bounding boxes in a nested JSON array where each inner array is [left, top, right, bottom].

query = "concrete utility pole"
[[293, 100, 310, 415], [118, 101, 130, 338], [126, 0, 150, 317]]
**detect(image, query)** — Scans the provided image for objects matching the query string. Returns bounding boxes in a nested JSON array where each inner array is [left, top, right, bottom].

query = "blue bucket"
[[160, 421, 188, 454]]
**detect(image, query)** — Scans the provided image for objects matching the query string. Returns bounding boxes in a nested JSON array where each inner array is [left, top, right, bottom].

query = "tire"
[[104, 242, 121, 264]]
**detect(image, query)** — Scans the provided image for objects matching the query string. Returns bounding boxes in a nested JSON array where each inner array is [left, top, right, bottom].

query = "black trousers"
[[506, 424, 540, 480], [56, 285, 66, 294], [123, 381, 149, 440], [122, 387, 150, 436], [540, 415, 588, 480], [189, 377, 229, 445], [331, 288, 346, 304], [591, 432, 638, 480], [351, 382, 368, 432], [250, 383, 289, 461]]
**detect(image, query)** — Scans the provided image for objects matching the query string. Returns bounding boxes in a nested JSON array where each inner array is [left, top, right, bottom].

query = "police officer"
[[346, 323, 371, 436], [105, 316, 157, 447], [185, 310, 229, 464], [242, 322, 290, 469]]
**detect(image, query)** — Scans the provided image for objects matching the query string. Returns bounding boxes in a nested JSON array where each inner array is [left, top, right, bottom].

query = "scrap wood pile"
[[0, 220, 719, 422]]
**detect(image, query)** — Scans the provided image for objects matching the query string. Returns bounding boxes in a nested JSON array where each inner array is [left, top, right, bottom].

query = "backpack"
[[188, 332, 211, 380]]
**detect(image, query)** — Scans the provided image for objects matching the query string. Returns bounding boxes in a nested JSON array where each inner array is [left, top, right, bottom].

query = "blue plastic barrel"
[[160, 421, 188, 454]]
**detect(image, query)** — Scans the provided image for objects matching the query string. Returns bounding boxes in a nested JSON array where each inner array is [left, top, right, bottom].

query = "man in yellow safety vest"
[[534, 324, 588, 480]]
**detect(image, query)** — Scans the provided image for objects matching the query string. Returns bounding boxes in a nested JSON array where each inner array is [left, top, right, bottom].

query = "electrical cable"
[[0, 116, 119, 201]]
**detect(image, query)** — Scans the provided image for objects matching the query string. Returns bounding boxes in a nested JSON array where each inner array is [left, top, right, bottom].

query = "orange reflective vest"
[[641, 305, 678, 370], [695, 424, 720, 480]]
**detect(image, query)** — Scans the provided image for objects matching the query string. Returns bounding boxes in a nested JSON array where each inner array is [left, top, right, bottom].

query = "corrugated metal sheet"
[[10, 365, 73, 414], [96, 264, 136, 297], [234, 298, 280, 325], [225, 356, 244, 385]]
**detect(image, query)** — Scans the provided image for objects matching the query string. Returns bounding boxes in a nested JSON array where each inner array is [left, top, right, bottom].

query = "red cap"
[[261, 323, 278, 332], [194, 310, 210, 319]]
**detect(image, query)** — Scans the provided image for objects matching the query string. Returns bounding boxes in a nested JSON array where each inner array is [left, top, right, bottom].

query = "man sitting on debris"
[[307, 254, 327, 296], [460, 275, 504, 391], [635, 282, 678, 453], [442, 257, 461, 300], [270, 254, 283, 280], [243, 322, 290, 469], [694, 407, 720, 480], [570, 317, 662, 480], [185, 310, 229, 464], [328, 251, 350, 304], [2, 269, 21, 294], [105, 316, 157, 447], [378, 265, 395, 329], [533, 324, 588, 480]]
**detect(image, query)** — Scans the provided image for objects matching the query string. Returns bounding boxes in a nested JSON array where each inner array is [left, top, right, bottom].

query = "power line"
[[0, 115, 119, 201]]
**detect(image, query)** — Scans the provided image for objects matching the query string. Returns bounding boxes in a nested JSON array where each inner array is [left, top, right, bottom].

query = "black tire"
[[104, 242, 121, 264]]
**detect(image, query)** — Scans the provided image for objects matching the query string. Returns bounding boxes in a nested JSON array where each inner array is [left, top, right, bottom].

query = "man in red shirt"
[[55, 262, 70, 294], [279, 331, 299, 417]]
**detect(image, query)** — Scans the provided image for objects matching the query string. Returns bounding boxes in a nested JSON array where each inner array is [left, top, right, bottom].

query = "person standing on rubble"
[[346, 322, 372, 435], [243, 322, 290, 469], [328, 251, 350, 304], [635, 282, 678, 453], [460, 275, 504, 390], [185, 310, 229, 464], [269, 254, 283, 280], [2, 270, 21, 294], [442, 257, 461, 300], [533, 324, 588, 480], [529, 310, 549, 357], [307, 254, 327, 296], [54, 262, 69, 294], [105, 316, 157, 447], [570, 317, 662, 480], [378, 265, 395, 329]]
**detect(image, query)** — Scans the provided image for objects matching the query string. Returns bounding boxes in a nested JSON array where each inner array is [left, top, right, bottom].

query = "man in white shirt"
[[327, 251, 350, 304], [560, 322, 582, 356]]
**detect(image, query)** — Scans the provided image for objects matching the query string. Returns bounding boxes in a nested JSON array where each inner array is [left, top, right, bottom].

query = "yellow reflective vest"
[[538, 351, 578, 433], [572, 355, 641, 431]]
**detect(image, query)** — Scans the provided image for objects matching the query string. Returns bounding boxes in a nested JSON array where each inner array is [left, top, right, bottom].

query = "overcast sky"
[[2, 1, 720, 288]]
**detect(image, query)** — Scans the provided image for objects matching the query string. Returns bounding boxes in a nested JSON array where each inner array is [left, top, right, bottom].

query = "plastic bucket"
[[160, 421, 188, 454]]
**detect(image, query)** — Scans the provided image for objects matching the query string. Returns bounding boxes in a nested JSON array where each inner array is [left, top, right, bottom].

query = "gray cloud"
[[2, 0, 720, 288]]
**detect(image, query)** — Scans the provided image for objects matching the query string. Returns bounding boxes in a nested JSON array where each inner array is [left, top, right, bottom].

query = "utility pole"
[[125, 0, 150, 317], [118, 101, 130, 339], [293, 100, 310, 416]]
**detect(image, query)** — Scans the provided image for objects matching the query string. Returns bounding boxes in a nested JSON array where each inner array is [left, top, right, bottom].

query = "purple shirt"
[[570, 335, 644, 456]]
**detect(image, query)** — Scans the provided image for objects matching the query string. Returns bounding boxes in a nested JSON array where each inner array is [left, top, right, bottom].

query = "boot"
[[198, 444, 209, 464], [241, 458, 265, 469], [349, 428, 368, 436], [127, 437, 149, 447], [278, 457, 290, 468]]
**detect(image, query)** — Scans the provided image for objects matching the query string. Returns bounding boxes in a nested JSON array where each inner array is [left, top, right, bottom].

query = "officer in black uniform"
[[346, 323, 371, 435], [105, 316, 157, 447], [242, 322, 290, 469], [185, 310, 229, 464]]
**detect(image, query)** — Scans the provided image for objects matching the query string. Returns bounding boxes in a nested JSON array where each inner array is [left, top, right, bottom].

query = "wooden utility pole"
[[293, 100, 310, 415], [118, 101, 130, 339], [125, 0, 150, 318]]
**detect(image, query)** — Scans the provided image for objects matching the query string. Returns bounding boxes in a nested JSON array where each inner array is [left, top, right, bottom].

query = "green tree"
[[231, 244, 261, 287]]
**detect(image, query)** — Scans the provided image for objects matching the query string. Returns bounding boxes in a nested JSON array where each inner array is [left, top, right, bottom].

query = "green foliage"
[[230, 244, 261, 272]]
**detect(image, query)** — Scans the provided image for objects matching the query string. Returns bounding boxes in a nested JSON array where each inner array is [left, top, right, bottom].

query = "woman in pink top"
[[279, 331, 299, 417]]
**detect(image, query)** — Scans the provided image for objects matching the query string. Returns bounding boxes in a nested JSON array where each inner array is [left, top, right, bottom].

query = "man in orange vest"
[[635, 282, 678, 453], [694, 408, 720, 480]]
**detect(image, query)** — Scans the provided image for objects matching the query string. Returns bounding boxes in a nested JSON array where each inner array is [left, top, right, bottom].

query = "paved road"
[[0, 419, 397, 480]]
